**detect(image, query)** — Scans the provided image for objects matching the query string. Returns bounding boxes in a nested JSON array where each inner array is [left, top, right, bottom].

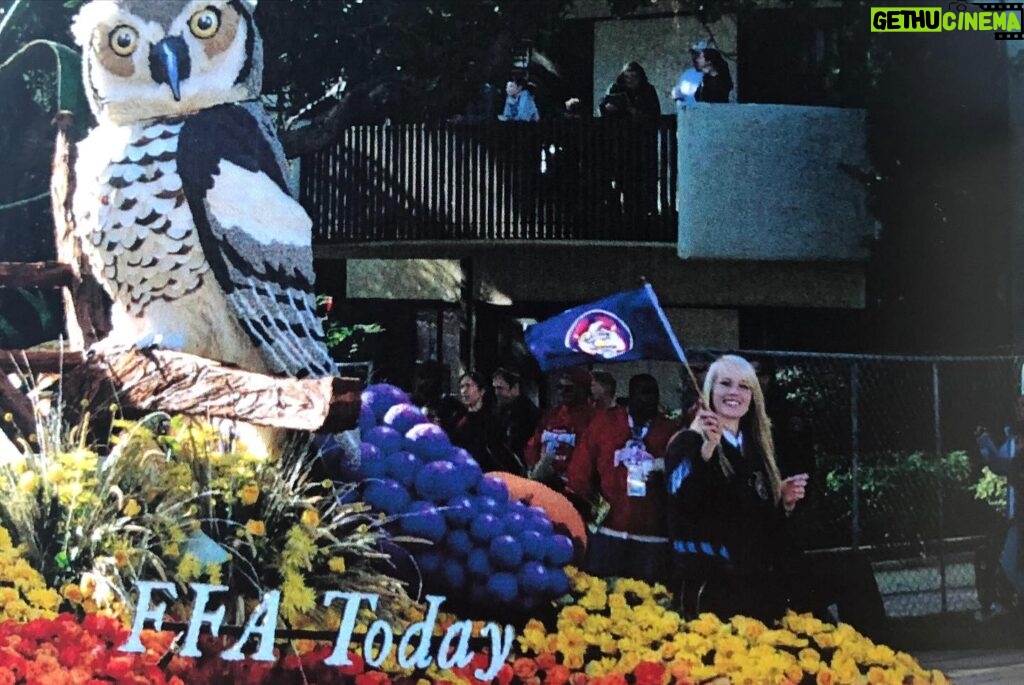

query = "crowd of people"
[[403, 355, 888, 637], [465, 40, 734, 124]]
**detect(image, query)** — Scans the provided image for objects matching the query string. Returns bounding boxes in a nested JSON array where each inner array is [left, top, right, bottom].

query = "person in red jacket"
[[567, 373, 679, 586], [524, 367, 596, 492]]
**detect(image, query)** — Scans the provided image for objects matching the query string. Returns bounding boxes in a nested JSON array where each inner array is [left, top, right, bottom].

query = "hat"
[[689, 40, 708, 54]]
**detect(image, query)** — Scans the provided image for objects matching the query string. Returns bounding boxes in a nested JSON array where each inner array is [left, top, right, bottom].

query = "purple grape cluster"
[[347, 384, 573, 610]]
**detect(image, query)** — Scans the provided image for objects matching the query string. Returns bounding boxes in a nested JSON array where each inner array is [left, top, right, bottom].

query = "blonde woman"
[[665, 354, 808, 620]]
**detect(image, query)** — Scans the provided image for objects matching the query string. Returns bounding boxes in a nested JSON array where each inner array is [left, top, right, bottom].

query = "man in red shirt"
[[567, 374, 679, 587], [524, 367, 596, 492]]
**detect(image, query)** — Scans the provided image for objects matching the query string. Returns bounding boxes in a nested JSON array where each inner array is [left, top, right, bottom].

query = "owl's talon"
[[133, 332, 185, 351]]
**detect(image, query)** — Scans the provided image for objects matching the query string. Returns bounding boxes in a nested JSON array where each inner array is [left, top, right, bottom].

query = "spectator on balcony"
[[525, 368, 596, 492], [450, 82, 504, 124], [600, 62, 661, 122], [498, 77, 540, 122], [671, 42, 707, 107], [567, 373, 679, 586], [492, 367, 541, 463], [591, 370, 618, 411], [599, 62, 661, 221], [695, 48, 733, 104], [452, 371, 523, 474]]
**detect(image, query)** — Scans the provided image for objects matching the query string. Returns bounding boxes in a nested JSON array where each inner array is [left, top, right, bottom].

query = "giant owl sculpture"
[[70, 0, 338, 454]]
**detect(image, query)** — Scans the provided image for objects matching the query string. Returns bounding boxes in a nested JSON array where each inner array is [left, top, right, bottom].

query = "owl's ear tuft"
[[71, 0, 119, 48]]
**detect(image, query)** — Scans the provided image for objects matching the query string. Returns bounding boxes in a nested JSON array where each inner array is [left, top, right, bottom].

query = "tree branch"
[[63, 346, 361, 433], [0, 262, 73, 289], [279, 82, 395, 158]]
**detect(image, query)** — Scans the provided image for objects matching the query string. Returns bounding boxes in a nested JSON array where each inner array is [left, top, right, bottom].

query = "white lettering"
[[323, 591, 377, 666], [180, 584, 228, 657], [397, 595, 446, 669], [476, 623, 517, 681], [221, 590, 281, 662], [436, 619, 475, 670], [120, 581, 177, 653]]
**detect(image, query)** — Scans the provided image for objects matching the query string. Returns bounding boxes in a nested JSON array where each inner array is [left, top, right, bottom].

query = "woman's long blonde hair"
[[701, 354, 783, 503]]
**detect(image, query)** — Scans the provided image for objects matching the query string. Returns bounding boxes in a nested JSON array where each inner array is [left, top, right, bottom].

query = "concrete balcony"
[[677, 104, 873, 262]]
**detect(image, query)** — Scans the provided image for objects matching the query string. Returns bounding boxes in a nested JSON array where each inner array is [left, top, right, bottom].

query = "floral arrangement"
[[515, 569, 950, 685], [0, 404, 413, 627], [0, 399, 951, 684]]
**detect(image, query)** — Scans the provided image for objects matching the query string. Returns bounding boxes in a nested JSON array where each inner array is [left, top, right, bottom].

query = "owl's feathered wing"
[[176, 103, 335, 379]]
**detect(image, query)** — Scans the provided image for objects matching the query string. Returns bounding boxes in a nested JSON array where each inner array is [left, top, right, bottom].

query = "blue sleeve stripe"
[[669, 460, 691, 494], [673, 540, 730, 559]]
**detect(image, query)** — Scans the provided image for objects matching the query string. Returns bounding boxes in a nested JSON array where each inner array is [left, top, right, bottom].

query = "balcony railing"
[[299, 117, 678, 244]]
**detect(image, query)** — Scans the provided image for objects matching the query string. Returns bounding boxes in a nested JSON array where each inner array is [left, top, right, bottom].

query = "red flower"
[[512, 657, 539, 679], [495, 662, 515, 685], [535, 653, 558, 671], [337, 651, 367, 676], [356, 671, 392, 685], [633, 662, 665, 685], [567, 672, 589, 685], [545, 664, 571, 685]]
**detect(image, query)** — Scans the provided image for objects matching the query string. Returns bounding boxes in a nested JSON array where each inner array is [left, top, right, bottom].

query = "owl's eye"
[[189, 7, 221, 39], [108, 25, 139, 57]]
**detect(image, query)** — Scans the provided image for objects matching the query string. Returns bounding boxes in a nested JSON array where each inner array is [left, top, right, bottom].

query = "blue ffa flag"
[[525, 284, 686, 371]]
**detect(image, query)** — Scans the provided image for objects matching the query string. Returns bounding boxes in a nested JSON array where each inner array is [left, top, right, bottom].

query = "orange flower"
[[535, 652, 558, 670], [495, 662, 515, 685], [513, 657, 539, 679], [567, 673, 590, 685], [545, 664, 571, 685], [633, 661, 665, 685]]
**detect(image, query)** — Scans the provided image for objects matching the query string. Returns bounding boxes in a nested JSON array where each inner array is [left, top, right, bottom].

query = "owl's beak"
[[149, 36, 191, 102]]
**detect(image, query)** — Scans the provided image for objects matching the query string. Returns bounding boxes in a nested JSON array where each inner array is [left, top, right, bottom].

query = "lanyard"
[[627, 414, 650, 442]]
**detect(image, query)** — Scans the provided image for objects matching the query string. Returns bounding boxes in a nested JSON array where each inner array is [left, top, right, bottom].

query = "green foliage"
[[324, 321, 385, 361], [0, 288, 61, 349], [810, 450, 985, 548], [256, 0, 574, 123], [973, 466, 1009, 517]]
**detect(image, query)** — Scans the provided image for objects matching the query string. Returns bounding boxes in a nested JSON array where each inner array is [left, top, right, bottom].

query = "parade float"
[[0, 382, 951, 685], [0, 1, 950, 682]]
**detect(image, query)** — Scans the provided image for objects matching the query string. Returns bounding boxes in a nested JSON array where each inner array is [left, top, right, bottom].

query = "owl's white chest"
[[74, 120, 208, 311], [73, 119, 263, 370]]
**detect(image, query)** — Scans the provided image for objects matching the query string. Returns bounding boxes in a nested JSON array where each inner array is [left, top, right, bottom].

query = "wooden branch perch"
[[0, 262, 74, 289], [51, 111, 111, 350], [63, 346, 360, 433]]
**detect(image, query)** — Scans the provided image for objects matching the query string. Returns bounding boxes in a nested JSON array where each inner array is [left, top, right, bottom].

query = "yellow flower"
[[26, 588, 60, 613], [61, 583, 84, 604], [238, 483, 260, 505], [177, 553, 202, 582], [283, 525, 317, 570], [17, 470, 38, 494], [328, 557, 346, 573], [246, 519, 266, 536], [560, 604, 588, 626], [281, 570, 316, 620], [122, 498, 141, 517], [301, 509, 321, 527]]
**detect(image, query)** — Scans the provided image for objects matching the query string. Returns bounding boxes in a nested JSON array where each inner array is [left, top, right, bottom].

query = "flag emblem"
[[526, 284, 686, 371], [565, 310, 633, 359]]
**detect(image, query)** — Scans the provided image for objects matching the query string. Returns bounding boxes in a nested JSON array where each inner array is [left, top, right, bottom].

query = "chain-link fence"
[[686, 349, 1022, 618]]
